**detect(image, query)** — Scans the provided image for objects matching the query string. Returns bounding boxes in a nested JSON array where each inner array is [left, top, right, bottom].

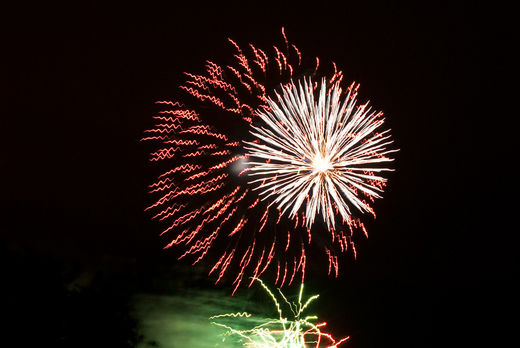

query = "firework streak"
[[210, 278, 349, 347], [144, 28, 396, 293]]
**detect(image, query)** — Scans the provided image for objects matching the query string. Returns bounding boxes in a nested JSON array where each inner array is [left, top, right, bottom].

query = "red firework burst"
[[143, 28, 395, 294]]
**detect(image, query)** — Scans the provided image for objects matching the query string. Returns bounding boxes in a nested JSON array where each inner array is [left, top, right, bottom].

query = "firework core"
[[312, 153, 332, 173]]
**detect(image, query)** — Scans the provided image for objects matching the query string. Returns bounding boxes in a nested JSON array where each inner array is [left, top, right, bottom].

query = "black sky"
[[3, 1, 515, 347]]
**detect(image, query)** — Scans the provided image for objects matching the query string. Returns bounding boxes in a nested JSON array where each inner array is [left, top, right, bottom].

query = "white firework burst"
[[245, 78, 397, 231]]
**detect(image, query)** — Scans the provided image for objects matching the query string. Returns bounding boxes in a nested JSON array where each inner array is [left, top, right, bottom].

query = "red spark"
[[144, 28, 395, 290]]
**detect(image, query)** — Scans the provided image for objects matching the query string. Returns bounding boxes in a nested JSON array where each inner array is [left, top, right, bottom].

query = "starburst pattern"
[[245, 78, 396, 231], [144, 29, 396, 292]]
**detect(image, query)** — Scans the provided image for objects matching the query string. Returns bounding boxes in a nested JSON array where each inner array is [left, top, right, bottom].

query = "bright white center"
[[312, 154, 332, 173]]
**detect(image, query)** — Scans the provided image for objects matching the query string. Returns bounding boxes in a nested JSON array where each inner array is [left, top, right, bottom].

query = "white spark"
[[245, 78, 397, 231]]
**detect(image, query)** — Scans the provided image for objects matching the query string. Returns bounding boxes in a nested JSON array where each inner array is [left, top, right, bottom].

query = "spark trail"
[[210, 278, 349, 347], [144, 28, 396, 292]]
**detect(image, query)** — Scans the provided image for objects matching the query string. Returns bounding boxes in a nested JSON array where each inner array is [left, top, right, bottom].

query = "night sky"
[[3, 1, 515, 347]]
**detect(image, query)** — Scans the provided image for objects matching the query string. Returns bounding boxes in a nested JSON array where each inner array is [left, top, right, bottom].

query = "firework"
[[245, 77, 396, 232], [144, 29, 396, 292], [210, 278, 349, 348]]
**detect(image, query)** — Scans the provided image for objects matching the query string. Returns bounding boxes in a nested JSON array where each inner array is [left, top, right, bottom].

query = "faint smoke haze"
[[133, 288, 268, 348]]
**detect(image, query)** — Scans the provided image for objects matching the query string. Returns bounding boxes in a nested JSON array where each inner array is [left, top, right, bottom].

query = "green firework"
[[210, 278, 348, 347]]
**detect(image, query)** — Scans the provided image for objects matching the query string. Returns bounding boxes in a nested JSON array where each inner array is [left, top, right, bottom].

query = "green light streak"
[[210, 279, 349, 348]]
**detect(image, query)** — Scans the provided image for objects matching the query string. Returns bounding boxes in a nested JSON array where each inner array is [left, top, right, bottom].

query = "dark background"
[[3, 1, 515, 347]]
